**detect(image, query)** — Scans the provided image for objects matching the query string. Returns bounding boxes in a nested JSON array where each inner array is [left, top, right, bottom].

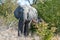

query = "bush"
[[32, 0, 59, 40], [34, 0, 60, 34]]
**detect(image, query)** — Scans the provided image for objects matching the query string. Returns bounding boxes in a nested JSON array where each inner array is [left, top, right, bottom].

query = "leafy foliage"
[[34, 0, 60, 33], [32, 0, 60, 40], [0, 0, 17, 25]]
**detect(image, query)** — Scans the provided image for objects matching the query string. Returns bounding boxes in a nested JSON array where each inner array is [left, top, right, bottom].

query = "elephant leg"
[[18, 19, 24, 36], [24, 20, 30, 36]]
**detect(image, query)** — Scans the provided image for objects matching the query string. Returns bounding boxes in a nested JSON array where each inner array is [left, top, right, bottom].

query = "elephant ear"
[[14, 6, 21, 19], [14, 7, 20, 19], [14, 6, 24, 19]]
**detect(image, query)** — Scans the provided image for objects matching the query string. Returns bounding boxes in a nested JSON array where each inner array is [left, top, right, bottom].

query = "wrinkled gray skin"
[[14, 0, 38, 36]]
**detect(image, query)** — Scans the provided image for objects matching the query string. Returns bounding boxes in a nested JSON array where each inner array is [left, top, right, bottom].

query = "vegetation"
[[0, 0, 60, 40], [33, 0, 60, 40], [0, 0, 17, 26]]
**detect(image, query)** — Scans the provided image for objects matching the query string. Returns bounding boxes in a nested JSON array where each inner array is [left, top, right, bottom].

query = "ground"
[[0, 26, 40, 40], [0, 19, 60, 40], [0, 26, 60, 40]]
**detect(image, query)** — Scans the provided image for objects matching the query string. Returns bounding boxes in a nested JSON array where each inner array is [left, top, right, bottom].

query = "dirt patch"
[[0, 26, 40, 40]]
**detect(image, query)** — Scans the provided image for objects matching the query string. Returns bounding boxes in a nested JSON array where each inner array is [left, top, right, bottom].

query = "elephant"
[[14, 0, 41, 37], [14, 5, 40, 36]]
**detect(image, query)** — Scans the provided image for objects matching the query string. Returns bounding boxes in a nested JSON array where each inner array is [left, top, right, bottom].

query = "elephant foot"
[[18, 31, 23, 37], [24, 33, 29, 37]]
